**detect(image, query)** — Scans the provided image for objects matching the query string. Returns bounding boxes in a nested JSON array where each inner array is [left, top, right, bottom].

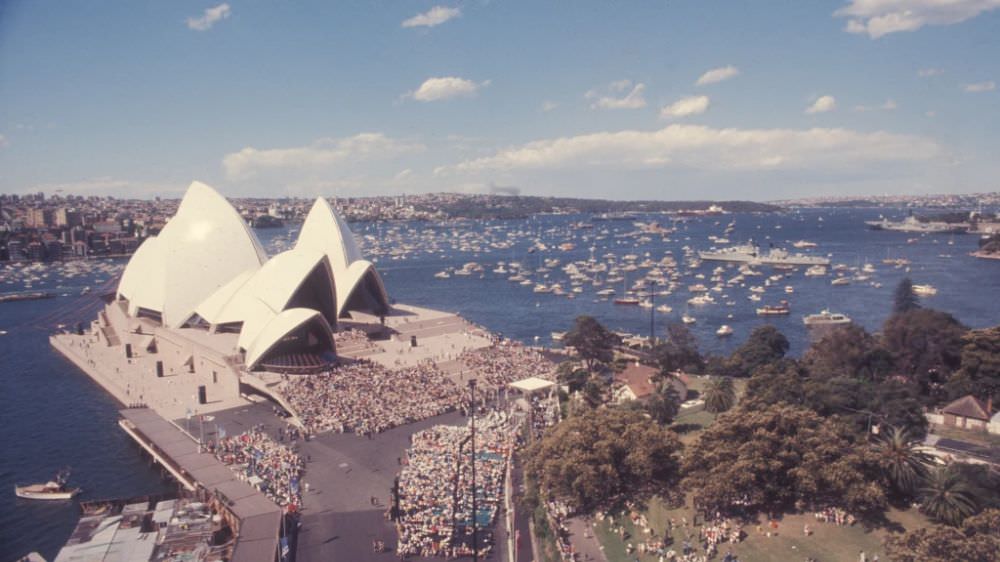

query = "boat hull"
[[15, 486, 80, 500]]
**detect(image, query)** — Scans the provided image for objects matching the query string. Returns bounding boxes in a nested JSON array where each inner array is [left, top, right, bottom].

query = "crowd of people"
[[395, 411, 513, 558], [207, 425, 304, 509], [459, 342, 555, 389], [814, 507, 857, 527], [282, 359, 465, 435]]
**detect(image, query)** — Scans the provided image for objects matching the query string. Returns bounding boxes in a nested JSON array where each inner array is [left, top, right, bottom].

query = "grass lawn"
[[591, 496, 931, 562]]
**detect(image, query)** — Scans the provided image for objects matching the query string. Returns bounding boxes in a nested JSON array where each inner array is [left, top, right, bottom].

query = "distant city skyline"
[[1, 1, 998, 201]]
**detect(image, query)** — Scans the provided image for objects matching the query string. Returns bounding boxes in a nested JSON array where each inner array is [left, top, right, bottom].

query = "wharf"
[[116, 408, 283, 562]]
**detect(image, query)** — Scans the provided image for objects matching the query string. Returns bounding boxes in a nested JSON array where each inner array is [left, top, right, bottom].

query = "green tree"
[[883, 509, 1000, 562], [564, 315, 621, 372], [682, 403, 886, 517], [526, 408, 683, 512], [872, 426, 932, 496], [742, 359, 806, 409], [919, 466, 979, 526], [803, 324, 894, 381], [893, 277, 921, 314], [645, 379, 682, 424], [703, 377, 736, 413], [556, 362, 589, 393], [882, 309, 966, 390], [945, 326, 1000, 404], [654, 323, 704, 375], [726, 325, 789, 377]]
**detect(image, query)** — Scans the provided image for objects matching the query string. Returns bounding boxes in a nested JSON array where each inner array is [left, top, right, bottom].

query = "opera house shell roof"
[[115, 181, 390, 371]]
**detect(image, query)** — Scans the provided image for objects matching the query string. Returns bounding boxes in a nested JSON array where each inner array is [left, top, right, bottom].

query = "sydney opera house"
[[49, 181, 480, 421], [114, 180, 389, 374]]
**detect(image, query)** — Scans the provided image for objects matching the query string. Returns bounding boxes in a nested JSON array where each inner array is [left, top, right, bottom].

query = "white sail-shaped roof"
[[244, 308, 335, 370], [191, 249, 337, 348], [115, 181, 268, 328], [117, 236, 166, 316], [296, 197, 389, 317]]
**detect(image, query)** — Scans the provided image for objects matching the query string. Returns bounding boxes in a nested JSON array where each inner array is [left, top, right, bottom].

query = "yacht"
[[803, 310, 852, 326], [756, 301, 790, 316]]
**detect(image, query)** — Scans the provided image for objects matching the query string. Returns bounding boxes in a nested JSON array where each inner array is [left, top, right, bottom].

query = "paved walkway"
[[566, 517, 608, 562]]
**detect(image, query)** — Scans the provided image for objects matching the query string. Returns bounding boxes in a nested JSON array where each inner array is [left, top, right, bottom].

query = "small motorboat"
[[716, 325, 733, 337], [15, 469, 80, 501]]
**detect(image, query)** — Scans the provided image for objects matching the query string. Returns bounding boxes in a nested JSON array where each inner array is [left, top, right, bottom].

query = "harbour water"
[[1, 207, 998, 560]]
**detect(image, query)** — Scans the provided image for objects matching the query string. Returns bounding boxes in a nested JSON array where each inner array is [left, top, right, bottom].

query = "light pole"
[[469, 378, 478, 562], [649, 279, 658, 346]]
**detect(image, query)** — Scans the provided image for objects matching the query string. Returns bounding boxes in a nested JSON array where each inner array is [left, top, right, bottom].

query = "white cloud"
[[541, 101, 559, 112], [586, 81, 647, 110], [407, 77, 489, 102], [854, 98, 897, 111], [186, 3, 231, 31], [918, 67, 943, 77], [696, 65, 740, 86], [806, 95, 837, 114], [401, 6, 461, 28], [223, 133, 425, 180], [660, 95, 710, 119], [393, 168, 414, 182], [835, 0, 1000, 39], [21, 177, 185, 197], [0, 134, 8, 149], [436, 124, 940, 175], [963, 80, 996, 92]]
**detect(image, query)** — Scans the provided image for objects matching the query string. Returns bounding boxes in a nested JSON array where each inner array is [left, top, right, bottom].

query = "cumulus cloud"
[[402, 6, 461, 28], [187, 3, 231, 31], [407, 77, 489, 102], [223, 133, 425, 180], [660, 95, 710, 119], [21, 177, 185, 197], [435, 124, 940, 175], [963, 80, 996, 92], [541, 101, 559, 112], [835, 0, 1000, 39], [855, 99, 897, 111], [585, 81, 647, 110], [806, 95, 837, 114], [918, 67, 943, 77], [696, 65, 740, 86]]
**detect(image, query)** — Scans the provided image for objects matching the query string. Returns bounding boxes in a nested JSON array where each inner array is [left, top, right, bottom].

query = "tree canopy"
[[945, 326, 1000, 404], [564, 315, 621, 372], [526, 407, 683, 513], [802, 324, 894, 382], [882, 309, 965, 393], [722, 325, 790, 377], [893, 277, 921, 315], [653, 323, 704, 375], [682, 403, 886, 517], [883, 509, 1000, 562]]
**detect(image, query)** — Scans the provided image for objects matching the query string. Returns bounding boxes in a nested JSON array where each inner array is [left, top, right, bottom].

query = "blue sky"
[[1, 1, 998, 200]]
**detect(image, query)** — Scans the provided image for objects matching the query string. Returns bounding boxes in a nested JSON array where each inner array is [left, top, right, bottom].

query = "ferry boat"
[[756, 301, 790, 316], [15, 469, 80, 501], [803, 310, 851, 326]]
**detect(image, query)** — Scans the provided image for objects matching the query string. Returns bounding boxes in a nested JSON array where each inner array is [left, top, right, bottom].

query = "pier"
[[117, 408, 283, 562]]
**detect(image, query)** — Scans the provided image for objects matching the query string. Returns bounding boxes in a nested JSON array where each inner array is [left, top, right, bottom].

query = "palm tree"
[[703, 376, 736, 413], [919, 466, 979, 526], [873, 426, 932, 495]]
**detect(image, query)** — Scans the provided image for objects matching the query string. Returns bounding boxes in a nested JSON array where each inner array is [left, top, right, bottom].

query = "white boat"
[[681, 314, 696, 324], [803, 310, 852, 326], [15, 470, 80, 501], [831, 277, 850, 286], [434, 271, 451, 279], [716, 325, 733, 337], [913, 284, 937, 296], [551, 331, 565, 342], [656, 304, 673, 313], [805, 265, 827, 277]]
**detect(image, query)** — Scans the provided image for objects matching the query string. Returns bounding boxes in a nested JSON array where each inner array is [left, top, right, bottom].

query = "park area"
[[591, 498, 932, 562]]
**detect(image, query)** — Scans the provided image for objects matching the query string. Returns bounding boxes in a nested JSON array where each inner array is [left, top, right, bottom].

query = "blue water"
[[1, 207, 998, 559]]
